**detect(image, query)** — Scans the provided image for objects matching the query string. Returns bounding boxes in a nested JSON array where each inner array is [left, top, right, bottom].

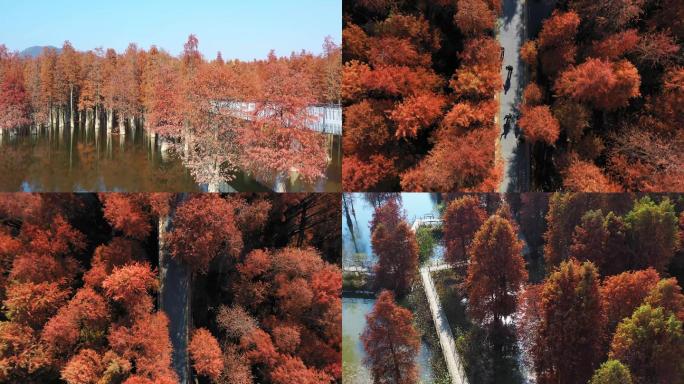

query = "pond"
[[0, 124, 340, 192], [342, 297, 437, 384], [343, 193, 442, 267]]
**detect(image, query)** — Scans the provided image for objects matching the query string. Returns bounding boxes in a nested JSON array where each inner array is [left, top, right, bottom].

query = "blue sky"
[[0, 0, 341, 60]]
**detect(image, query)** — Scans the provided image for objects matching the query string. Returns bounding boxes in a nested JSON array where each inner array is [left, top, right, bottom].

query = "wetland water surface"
[[0, 124, 340, 192], [342, 297, 437, 384]]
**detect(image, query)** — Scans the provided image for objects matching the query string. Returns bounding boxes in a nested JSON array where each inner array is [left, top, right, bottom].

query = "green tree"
[[590, 360, 633, 384], [609, 304, 684, 384], [625, 197, 679, 272], [415, 226, 435, 264]]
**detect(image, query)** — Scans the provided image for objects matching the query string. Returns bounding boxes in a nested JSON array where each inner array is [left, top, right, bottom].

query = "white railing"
[[217, 101, 342, 135]]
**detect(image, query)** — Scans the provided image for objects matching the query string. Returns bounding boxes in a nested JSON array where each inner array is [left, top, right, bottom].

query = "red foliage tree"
[[591, 29, 639, 59], [0, 57, 30, 130], [467, 215, 528, 324], [102, 262, 158, 318], [519, 105, 560, 145], [554, 59, 641, 111], [189, 328, 223, 381], [400, 127, 497, 191], [270, 355, 331, 384], [108, 312, 177, 382], [600, 269, 661, 334], [0, 322, 50, 382], [167, 195, 244, 274], [537, 11, 580, 76], [563, 159, 622, 192], [3, 281, 70, 329], [454, 0, 497, 36], [100, 194, 153, 240], [370, 200, 418, 296], [361, 290, 419, 384], [60, 349, 103, 384], [443, 196, 486, 267], [533, 259, 605, 384], [389, 93, 446, 138]]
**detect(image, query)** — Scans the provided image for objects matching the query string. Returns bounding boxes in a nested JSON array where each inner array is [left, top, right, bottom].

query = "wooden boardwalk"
[[421, 265, 469, 384]]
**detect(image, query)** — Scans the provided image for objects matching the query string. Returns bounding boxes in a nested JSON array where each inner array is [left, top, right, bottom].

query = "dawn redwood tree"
[[60, 348, 103, 384], [467, 215, 527, 325], [389, 93, 445, 138], [370, 199, 419, 297], [167, 194, 244, 274], [189, 328, 223, 381], [442, 195, 486, 268], [591, 29, 639, 60], [536, 11, 580, 76], [644, 278, 684, 321], [518, 105, 560, 145], [239, 51, 327, 184], [270, 355, 332, 384], [609, 305, 684, 384], [625, 197, 679, 272], [554, 59, 641, 111], [361, 290, 419, 384], [231, 247, 341, 381], [569, 210, 632, 275], [0, 55, 30, 131], [57, 41, 80, 127], [108, 312, 178, 382], [589, 360, 633, 384], [102, 262, 158, 319], [454, 0, 497, 36], [544, 193, 600, 267], [600, 269, 660, 335], [533, 259, 605, 384], [563, 159, 622, 193]]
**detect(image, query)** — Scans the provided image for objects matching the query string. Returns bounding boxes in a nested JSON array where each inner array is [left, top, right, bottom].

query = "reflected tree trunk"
[[106, 108, 113, 133], [119, 113, 126, 135]]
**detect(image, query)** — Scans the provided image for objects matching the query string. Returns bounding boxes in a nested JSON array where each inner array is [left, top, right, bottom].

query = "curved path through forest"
[[498, 0, 529, 192], [420, 265, 468, 384]]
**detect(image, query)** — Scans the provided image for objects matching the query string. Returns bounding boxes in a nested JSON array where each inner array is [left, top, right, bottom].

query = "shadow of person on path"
[[504, 65, 514, 93], [502, 114, 512, 139]]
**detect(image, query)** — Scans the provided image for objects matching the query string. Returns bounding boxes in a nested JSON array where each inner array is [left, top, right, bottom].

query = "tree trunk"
[[95, 106, 100, 130], [69, 85, 75, 128]]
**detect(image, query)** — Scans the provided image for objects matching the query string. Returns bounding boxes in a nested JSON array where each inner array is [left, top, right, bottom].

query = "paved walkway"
[[420, 266, 468, 384], [498, 0, 530, 192]]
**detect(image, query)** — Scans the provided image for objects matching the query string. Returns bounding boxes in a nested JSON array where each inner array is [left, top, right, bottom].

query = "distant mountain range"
[[20, 46, 62, 57]]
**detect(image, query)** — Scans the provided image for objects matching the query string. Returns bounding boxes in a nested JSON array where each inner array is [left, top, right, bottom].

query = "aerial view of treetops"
[[0, 37, 341, 192], [342, 193, 683, 383], [0, 193, 341, 384], [341, 0, 683, 192]]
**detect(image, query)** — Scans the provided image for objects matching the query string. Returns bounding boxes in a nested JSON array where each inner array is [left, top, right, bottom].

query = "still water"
[[342, 297, 437, 384], [343, 193, 442, 267], [0, 125, 340, 192]]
